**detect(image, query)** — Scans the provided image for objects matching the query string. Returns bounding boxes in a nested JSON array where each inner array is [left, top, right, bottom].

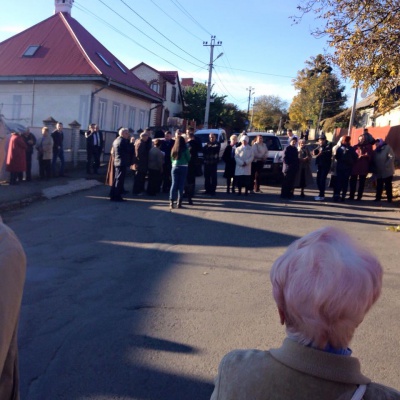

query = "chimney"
[[55, 0, 74, 15]]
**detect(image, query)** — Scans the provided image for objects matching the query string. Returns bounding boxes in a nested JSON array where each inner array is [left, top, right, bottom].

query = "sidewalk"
[[0, 167, 104, 214]]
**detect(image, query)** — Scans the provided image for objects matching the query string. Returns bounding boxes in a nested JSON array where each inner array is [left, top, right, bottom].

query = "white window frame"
[[98, 99, 107, 130], [112, 103, 121, 131], [128, 107, 136, 131], [12, 95, 22, 120]]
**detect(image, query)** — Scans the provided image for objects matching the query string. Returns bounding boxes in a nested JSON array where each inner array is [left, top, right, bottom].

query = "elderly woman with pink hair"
[[210, 226, 400, 400]]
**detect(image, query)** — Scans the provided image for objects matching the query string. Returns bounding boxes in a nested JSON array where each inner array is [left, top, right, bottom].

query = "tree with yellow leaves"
[[294, 0, 400, 113]]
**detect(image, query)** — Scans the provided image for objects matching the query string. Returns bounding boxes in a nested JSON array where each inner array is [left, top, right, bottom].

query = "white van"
[[194, 128, 227, 159]]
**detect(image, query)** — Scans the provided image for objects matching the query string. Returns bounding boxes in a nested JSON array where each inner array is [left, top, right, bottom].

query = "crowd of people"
[[4, 123, 396, 205], [281, 128, 396, 203], [106, 126, 397, 207], [5, 122, 67, 184]]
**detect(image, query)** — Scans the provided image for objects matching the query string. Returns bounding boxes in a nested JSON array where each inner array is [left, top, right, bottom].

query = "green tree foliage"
[[219, 103, 247, 133], [183, 82, 226, 127], [183, 82, 246, 131], [288, 54, 347, 130], [252, 95, 288, 131], [294, 0, 400, 113]]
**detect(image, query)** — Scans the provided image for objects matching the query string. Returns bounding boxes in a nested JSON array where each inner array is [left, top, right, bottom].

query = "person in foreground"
[[210, 226, 400, 400], [0, 218, 26, 399]]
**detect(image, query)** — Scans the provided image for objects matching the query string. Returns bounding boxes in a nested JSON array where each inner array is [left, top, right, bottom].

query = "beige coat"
[[0, 219, 26, 400], [211, 338, 400, 400], [252, 142, 268, 162], [36, 135, 53, 160]]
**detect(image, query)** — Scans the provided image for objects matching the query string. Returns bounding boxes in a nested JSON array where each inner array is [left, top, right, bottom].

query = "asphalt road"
[[2, 170, 400, 400]]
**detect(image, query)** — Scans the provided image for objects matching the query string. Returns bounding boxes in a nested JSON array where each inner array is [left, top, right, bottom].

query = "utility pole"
[[246, 86, 255, 123], [348, 87, 358, 137], [250, 97, 256, 131], [203, 36, 222, 129], [315, 98, 325, 139]]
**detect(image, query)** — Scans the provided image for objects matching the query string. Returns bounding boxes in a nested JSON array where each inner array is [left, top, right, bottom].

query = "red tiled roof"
[[0, 12, 162, 101]]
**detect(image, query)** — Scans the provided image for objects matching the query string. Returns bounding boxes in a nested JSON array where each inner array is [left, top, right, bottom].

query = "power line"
[[216, 65, 295, 79], [92, 0, 205, 69], [169, 0, 212, 36], [150, 0, 204, 42], [75, 1, 186, 71], [119, 0, 205, 65]]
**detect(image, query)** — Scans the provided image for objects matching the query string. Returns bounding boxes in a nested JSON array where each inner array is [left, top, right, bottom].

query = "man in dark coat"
[[21, 128, 36, 182], [334, 135, 358, 202], [85, 123, 104, 174], [185, 128, 202, 204], [280, 137, 299, 199], [51, 122, 65, 177], [313, 136, 333, 201], [203, 133, 220, 195], [160, 131, 175, 193], [110, 128, 132, 202], [132, 131, 151, 195]]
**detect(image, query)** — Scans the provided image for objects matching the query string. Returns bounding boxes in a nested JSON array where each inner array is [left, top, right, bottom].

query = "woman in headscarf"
[[373, 138, 395, 203]]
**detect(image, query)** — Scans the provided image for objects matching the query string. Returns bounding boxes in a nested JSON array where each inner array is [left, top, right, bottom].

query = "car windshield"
[[249, 136, 282, 151]]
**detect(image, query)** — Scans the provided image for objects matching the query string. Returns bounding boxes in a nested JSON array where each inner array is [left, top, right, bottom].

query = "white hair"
[[270, 226, 382, 349]]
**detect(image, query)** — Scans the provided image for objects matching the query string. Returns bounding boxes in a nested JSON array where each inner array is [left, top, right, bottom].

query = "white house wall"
[[374, 107, 400, 127], [0, 81, 152, 132], [91, 87, 151, 131]]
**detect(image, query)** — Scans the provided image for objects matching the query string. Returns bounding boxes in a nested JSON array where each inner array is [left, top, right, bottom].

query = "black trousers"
[[25, 152, 33, 181], [349, 174, 367, 199], [147, 169, 162, 195], [281, 168, 297, 198], [110, 166, 126, 200], [204, 164, 218, 194], [133, 169, 147, 194], [87, 146, 102, 173], [376, 176, 393, 202], [316, 165, 330, 197]]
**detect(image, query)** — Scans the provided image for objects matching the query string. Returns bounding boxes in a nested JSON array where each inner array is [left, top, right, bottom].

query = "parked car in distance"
[[194, 128, 227, 159], [246, 132, 284, 183]]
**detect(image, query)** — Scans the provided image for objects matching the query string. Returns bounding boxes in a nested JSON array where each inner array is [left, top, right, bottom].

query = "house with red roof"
[[0, 0, 162, 134], [131, 63, 184, 130]]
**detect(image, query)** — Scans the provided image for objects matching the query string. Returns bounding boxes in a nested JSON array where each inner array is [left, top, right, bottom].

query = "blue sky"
[[0, 0, 349, 109]]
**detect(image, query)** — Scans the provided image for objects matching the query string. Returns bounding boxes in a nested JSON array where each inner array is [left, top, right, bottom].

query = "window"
[[150, 82, 160, 93], [78, 95, 89, 129], [23, 45, 40, 57], [96, 52, 111, 67], [12, 95, 22, 120], [139, 110, 146, 129], [98, 99, 107, 129], [128, 107, 136, 130], [171, 87, 177, 102], [114, 61, 126, 73], [112, 103, 120, 131]]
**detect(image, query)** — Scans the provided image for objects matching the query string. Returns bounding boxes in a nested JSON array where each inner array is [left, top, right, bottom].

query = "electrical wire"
[[93, 0, 206, 69], [118, 0, 205, 65], [74, 1, 186, 71], [149, 0, 204, 42], [169, 0, 212, 37]]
